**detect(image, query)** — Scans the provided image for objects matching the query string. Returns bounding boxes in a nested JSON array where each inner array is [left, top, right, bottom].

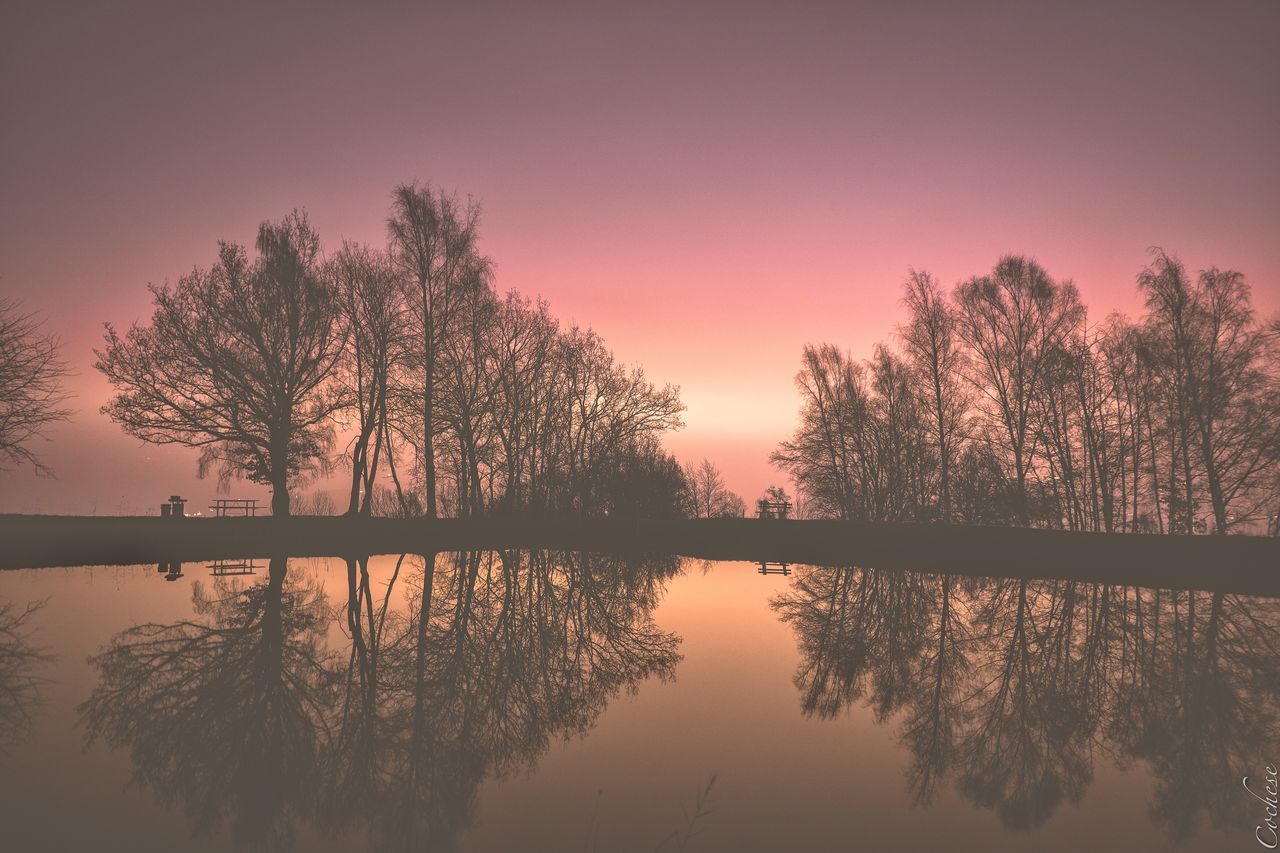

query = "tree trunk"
[[424, 342, 437, 518], [269, 435, 291, 516], [1014, 447, 1030, 527], [347, 436, 366, 515], [1198, 429, 1229, 534], [271, 476, 291, 516]]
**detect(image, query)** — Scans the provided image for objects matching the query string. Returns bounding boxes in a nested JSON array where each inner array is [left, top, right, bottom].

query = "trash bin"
[[160, 504, 171, 518]]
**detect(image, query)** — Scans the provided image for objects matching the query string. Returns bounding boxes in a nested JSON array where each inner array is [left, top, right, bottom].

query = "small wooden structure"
[[208, 558, 260, 576], [758, 561, 791, 576], [159, 495, 187, 518], [756, 499, 792, 520], [210, 498, 261, 517]]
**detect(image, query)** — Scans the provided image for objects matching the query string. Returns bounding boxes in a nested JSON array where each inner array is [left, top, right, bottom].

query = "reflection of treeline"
[[774, 254, 1280, 533], [774, 567, 1280, 838], [0, 599, 47, 750], [79, 552, 681, 850], [96, 184, 685, 517]]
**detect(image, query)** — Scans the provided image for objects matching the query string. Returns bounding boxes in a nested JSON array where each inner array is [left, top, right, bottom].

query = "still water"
[[0, 552, 1275, 852]]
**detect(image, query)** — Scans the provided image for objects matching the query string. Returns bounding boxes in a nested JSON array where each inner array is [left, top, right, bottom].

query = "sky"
[[1, 0, 1278, 514]]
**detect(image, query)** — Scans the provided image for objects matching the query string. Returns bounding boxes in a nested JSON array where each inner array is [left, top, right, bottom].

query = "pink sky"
[[2, 2, 1277, 513]]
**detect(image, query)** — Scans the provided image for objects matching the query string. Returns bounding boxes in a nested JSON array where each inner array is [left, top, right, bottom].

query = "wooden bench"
[[756, 499, 792, 520], [210, 498, 260, 517]]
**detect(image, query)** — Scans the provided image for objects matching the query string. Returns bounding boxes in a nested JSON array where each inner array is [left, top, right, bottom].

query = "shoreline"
[[2, 514, 1278, 595]]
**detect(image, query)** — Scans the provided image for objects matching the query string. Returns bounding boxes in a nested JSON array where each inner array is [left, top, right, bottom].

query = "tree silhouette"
[[955, 257, 1086, 526], [95, 212, 345, 515], [683, 458, 746, 518], [0, 299, 69, 474], [778, 251, 1280, 534], [331, 244, 405, 516], [899, 271, 968, 522], [1139, 251, 1279, 533], [387, 183, 491, 519], [88, 184, 690, 520]]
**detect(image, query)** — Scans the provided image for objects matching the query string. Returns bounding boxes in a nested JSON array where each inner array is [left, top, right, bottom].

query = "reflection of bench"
[[210, 499, 260, 517], [758, 561, 791, 576], [208, 558, 260, 576]]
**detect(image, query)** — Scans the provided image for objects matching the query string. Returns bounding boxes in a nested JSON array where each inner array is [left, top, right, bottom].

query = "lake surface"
[[0, 552, 1276, 852]]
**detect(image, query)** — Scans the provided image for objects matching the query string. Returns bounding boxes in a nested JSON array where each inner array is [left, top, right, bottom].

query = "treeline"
[[774, 253, 1280, 534], [96, 183, 688, 517]]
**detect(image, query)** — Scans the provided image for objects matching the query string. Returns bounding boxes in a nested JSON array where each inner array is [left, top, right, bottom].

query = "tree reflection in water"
[[0, 598, 48, 751], [79, 558, 337, 848], [78, 551, 682, 851], [773, 568, 1280, 840]]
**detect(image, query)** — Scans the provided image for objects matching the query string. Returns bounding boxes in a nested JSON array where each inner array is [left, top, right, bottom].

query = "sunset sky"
[[2, 1, 1277, 513]]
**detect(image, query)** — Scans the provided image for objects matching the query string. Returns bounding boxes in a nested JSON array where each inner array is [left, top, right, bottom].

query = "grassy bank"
[[2, 514, 1278, 595]]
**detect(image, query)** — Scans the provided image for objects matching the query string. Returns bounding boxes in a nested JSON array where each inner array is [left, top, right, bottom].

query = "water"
[[0, 553, 1275, 852]]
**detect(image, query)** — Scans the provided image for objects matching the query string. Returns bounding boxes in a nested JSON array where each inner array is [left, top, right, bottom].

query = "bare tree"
[[1139, 251, 1278, 533], [0, 299, 70, 474], [95, 212, 345, 515], [773, 342, 935, 522], [435, 272, 497, 518], [481, 292, 560, 514], [331, 243, 404, 515], [387, 183, 490, 518], [900, 270, 967, 522], [545, 326, 684, 516], [683, 458, 746, 518], [954, 256, 1085, 525], [778, 251, 1278, 535], [867, 345, 932, 521], [772, 344, 865, 519]]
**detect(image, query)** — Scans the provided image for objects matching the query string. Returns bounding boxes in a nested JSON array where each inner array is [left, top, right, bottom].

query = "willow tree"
[[95, 212, 345, 515]]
